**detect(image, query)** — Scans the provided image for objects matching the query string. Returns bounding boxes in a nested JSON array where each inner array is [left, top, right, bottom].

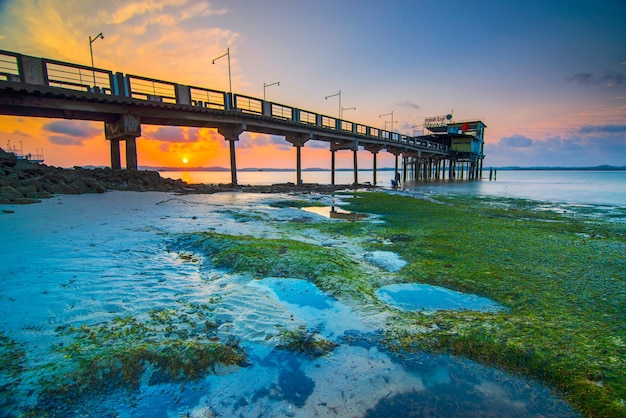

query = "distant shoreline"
[[149, 165, 626, 172]]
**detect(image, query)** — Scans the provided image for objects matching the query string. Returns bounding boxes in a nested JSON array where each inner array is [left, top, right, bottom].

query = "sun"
[[182, 157, 189, 164]]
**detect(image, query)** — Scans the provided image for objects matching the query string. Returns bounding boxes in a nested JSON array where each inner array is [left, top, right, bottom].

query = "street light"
[[341, 106, 356, 119], [89, 32, 104, 87], [325, 90, 341, 119], [263, 81, 280, 100], [379, 111, 395, 136], [212, 47, 232, 95]]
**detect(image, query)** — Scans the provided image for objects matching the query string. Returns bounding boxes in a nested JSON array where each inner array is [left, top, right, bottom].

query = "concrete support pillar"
[[110, 139, 121, 170], [104, 114, 141, 170], [286, 134, 310, 187], [296, 145, 302, 185], [402, 156, 408, 184], [364, 145, 384, 187], [372, 152, 378, 186], [229, 139, 237, 185], [353, 149, 358, 186], [331, 150, 336, 185], [395, 155, 399, 179], [217, 125, 244, 186], [125, 138, 137, 170]]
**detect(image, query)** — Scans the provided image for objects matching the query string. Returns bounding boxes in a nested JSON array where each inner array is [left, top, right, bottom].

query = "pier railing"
[[0, 49, 449, 153]]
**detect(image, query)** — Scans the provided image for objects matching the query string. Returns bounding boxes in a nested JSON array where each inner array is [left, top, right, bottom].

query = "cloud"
[[487, 122, 626, 167], [597, 71, 626, 87], [48, 135, 86, 146], [499, 135, 533, 147], [396, 100, 420, 110], [43, 121, 100, 145], [567, 71, 626, 87], [578, 124, 626, 134], [568, 73, 593, 84], [150, 126, 200, 142], [239, 133, 289, 150]]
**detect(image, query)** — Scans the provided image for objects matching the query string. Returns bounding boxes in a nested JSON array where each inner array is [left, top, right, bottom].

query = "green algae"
[[0, 333, 25, 411], [36, 302, 246, 406], [174, 232, 380, 300], [276, 326, 338, 358], [269, 199, 326, 209], [334, 192, 626, 418]]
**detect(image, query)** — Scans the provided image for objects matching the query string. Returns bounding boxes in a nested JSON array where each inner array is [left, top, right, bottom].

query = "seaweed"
[[338, 192, 626, 417], [0, 332, 26, 412], [173, 232, 379, 300], [276, 326, 338, 358], [36, 302, 246, 408]]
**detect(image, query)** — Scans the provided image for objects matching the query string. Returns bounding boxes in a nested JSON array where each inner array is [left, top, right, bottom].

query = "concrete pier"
[[0, 49, 486, 184]]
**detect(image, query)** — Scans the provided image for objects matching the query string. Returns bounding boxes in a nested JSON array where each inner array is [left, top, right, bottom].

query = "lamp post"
[[89, 32, 104, 87], [379, 111, 396, 137], [341, 106, 356, 119], [263, 81, 280, 100], [325, 90, 341, 119], [212, 47, 232, 95]]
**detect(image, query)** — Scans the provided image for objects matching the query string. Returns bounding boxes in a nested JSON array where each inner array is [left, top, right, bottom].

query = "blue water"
[[161, 169, 626, 207], [377, 283, 506, 313], [405, 170, 626, 207]]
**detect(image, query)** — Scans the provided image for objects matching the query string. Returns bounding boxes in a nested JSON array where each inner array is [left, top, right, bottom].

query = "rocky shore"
[[0, 149, 357, 204]]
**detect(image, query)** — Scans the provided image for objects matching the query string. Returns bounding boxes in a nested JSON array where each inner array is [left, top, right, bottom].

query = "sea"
[[160, 169, 626, 208]]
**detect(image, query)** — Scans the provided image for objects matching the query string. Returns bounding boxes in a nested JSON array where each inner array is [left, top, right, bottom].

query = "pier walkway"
[[0, 49, 485, 185]]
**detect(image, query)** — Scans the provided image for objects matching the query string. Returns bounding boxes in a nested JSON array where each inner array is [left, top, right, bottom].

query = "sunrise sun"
[[182, 157, 189, 164]]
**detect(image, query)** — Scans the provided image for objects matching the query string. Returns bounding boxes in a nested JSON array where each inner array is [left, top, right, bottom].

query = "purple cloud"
[[500, 135, 533, 147], [578, 124, 626, 134], [567, 73, 593, 84], [151, 126, 200, 142], [43, 121, 100, 138], [396, 100, 421, 110], [567, 71, 626, 87], [48, 135, 86, 146]]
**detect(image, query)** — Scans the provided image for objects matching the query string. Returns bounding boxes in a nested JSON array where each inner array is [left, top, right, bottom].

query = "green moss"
[[269, 199, 326, 209], [174, 232, 379, 299], [39, 303, 246, 403], [277, 326, 338, 358], [0, 333, 25, 411], [339, 192, 626, 418]]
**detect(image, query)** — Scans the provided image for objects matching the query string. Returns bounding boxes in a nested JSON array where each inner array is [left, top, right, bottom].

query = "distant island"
[[143, 165, 626, 172], [144, 166, 400, 172], [491, 165, 626, 171]]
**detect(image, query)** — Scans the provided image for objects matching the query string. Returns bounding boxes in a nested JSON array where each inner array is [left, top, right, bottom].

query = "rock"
[[0, 149, 17, 167], [0, 185, 22, 203], [0, 149, 361, 205]]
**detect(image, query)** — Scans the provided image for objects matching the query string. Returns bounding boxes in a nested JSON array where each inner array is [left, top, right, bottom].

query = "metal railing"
[[234, 94, 263, 115], [190, 86, 226, 110], [45, 60, 113, 93], [0, 51, 19, 81], [127, 74, 177, 103], [0, 49, 451, 154]]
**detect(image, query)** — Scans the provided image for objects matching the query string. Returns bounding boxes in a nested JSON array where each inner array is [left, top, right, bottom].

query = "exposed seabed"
[[0, 191, 579, 417]]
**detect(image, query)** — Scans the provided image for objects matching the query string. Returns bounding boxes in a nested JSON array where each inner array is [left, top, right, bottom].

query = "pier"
[[0, 49, 485, 185]]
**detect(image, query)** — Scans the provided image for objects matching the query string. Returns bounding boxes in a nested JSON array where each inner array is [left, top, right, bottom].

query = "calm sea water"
[[160, 169, 626, 207]]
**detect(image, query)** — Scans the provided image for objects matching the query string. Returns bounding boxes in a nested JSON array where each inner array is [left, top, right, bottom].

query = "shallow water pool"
[[376, 283, 506, 313]]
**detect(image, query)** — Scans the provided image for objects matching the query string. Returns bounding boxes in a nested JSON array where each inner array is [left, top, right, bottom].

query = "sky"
[[0, 0, 625, 169]]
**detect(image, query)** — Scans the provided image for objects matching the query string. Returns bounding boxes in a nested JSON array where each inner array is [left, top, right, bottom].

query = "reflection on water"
[[161, 169, 626, 207], [376, 283, 506, 313], [302, 205, 368, 221]]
